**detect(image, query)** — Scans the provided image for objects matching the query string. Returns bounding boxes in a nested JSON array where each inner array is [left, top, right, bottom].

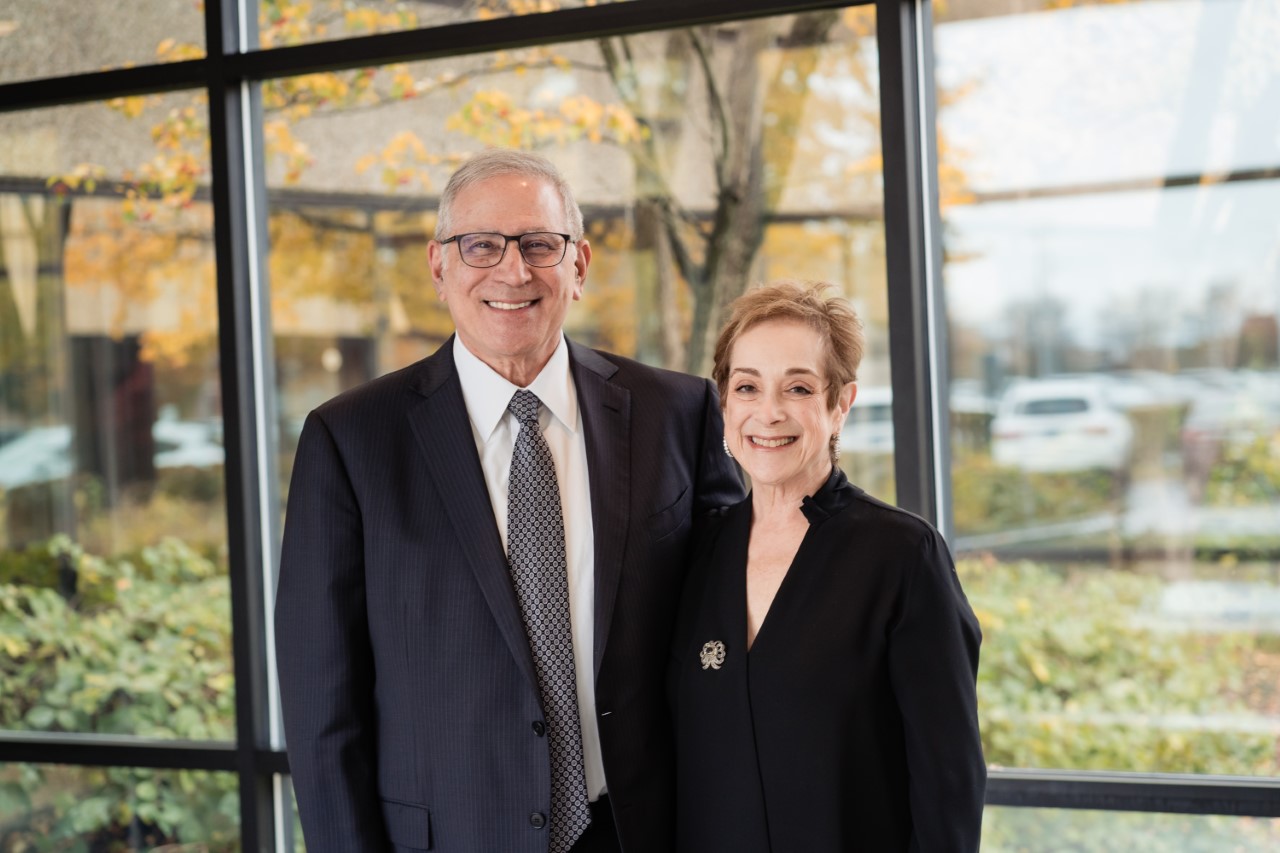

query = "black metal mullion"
[[0, 61, 208, 115], [987, 769, 1280, 818], [0, 0, 859, 116], [228, 0, 852, 80], [0, 734, 237, 771], [204, 0, 276, 850], [876, 0, 949, 531]]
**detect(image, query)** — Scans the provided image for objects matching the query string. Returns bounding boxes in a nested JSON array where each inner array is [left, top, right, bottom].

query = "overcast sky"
[[934, 0, 1280, 345]]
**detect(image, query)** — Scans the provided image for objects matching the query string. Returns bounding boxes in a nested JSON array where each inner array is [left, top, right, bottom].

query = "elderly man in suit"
[[275, 148, 743, 853]]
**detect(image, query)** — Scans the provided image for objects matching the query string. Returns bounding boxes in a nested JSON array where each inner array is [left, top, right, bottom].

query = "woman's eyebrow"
[[730, 366, 820, 377]]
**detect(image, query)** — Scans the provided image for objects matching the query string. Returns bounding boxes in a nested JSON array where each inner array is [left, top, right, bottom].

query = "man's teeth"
[[487, 300, 534, 311], [751, 437, 796, 448]]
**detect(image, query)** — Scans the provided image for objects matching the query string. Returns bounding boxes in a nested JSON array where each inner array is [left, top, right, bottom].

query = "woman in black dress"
[[670, 281, 986, 852]]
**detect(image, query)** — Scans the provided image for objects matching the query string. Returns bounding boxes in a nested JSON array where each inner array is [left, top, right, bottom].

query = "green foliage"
[[1, 764, 238, 852], [959, 557, 1278, 776], [951, 453, 1119, 536], [0, 536, 236, 848], [0, 535, 116, 609], [1205, 432, 1280, 507], [155, 464, 226, 505]]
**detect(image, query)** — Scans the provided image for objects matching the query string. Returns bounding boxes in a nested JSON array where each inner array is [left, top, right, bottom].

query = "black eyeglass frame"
[[440, 231, 576, 268]]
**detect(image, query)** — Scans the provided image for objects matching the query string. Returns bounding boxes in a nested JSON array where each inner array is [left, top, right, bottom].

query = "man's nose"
[[494, 240, 534, 281]]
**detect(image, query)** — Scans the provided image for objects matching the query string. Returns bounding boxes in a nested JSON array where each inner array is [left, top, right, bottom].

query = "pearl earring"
[[722, 437, 733, 459]]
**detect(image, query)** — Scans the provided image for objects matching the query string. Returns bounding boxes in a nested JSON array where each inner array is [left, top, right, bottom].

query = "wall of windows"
[[0, 0, 1276, 849], [935, 0, 1280, 792]]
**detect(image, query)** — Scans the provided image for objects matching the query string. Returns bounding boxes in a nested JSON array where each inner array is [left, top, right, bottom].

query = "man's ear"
[[427, 240, 447, 299], [571, 238, 591, 300]]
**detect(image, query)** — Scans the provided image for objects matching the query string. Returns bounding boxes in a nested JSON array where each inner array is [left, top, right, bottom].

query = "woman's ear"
[[838, 381, 857, 415], [832, 381, 857, 435]]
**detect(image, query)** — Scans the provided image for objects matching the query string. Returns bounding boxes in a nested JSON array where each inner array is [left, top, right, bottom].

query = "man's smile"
[[485, 298, 539, 311]]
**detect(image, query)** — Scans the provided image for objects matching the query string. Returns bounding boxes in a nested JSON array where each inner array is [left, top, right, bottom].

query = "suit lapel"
[[406, 338, 538, 692], [569, 342, 631, 678]]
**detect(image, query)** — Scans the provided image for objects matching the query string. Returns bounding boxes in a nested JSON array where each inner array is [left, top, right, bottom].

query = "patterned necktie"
[[506, 389, 592, 853]]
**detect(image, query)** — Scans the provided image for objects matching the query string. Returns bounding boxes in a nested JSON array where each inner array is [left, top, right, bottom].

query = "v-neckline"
[[741, 507, 813, 656]]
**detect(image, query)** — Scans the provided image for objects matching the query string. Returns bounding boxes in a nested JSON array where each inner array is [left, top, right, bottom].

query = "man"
[[275, 148, 743, 852]]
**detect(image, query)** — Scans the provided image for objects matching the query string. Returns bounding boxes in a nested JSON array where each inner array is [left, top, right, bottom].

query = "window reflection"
[[0, 98, 232, 740], [0, 0, 205, 85], [937, 0, 1280, 776], [261, 10, 891, 508]]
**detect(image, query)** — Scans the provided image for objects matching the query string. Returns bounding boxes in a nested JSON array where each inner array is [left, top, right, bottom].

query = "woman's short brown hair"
[[712, 280, 865, 411]]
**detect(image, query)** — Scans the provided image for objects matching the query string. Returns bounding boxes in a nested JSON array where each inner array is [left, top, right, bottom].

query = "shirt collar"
[[452, 334, 579, 442]]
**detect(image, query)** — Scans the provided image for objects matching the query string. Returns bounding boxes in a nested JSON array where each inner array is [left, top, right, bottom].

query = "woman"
[[670, 281, 985, 852]]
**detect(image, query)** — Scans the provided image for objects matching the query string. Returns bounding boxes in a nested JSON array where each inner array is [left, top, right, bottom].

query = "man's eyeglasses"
[[440, 232, 574, 269]]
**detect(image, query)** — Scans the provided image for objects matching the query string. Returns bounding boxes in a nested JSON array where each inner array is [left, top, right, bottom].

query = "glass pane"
[[0, 1, 205, 85], [982, 806, 1280, 852], [256, 0, 637, 50], [936, 0, 1280, 775], [0, 96, 232, 740], [0, 763, 238, 850], [260, 9, 889, 501]]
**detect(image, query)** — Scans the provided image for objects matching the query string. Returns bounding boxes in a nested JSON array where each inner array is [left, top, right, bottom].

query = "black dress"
[[669, 468, 986, 852]]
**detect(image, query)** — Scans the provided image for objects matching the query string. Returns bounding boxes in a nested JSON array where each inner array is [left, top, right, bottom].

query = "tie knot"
[[508, 389, 542, 427]]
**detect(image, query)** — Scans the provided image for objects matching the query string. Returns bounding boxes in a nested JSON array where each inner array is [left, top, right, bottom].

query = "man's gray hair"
[[434, 148, 585, 241]]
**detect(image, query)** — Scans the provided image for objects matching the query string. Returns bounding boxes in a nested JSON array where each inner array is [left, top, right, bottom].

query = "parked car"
[[0, 425, 74, 489], [1181, 390, 1280, 487], [991, 377, 1134, 473], [837, 383, 1000, 458], [153, 419, 225, 468], [840, 385, 894, 455], [0, 419, 224, 490]]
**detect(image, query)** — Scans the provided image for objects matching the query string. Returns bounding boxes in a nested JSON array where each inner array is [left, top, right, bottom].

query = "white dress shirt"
[[452, 334, 606, 800]]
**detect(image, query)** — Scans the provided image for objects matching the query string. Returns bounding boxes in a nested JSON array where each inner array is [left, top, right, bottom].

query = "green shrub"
[[0, 764, 239, 852], [951, 453, 1119, 536], [1205, 432, 1280, 507], [959, 557, 1278, 776], [0, 536, 236, 848]]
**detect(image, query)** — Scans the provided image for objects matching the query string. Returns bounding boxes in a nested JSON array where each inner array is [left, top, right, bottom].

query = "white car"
[[840, 386, 894, 455], [0, 419, 224, 490], [0, 425, 75, 489], [991, 378, 1133, 473]]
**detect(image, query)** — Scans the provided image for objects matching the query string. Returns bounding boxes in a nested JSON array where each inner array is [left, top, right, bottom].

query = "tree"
[[45, 1, 895, 376]]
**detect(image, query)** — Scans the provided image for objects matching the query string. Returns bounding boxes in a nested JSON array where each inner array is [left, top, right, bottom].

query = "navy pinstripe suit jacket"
[[275, 336, 744, 852]]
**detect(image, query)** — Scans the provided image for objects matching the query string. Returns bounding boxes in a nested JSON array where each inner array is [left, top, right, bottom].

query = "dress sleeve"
[[887, 527, 986, 852], [274, 411, 388, 852]]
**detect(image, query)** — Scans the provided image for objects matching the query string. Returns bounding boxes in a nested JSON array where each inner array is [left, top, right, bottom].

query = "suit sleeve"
[[888, 528, 986, 852], [275, 412, 388, 852], [692, 378, 746, 513]]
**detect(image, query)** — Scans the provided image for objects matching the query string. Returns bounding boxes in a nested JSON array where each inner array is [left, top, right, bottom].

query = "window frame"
[[0, 0, 1276, 848]]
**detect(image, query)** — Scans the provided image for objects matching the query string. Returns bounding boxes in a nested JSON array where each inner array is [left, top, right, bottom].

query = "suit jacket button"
[[530, 812, 547, 829], [532, 721, 546, 737]]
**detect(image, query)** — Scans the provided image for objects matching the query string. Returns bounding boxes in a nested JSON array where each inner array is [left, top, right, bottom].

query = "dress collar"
[[799, 466, 861, 524]]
